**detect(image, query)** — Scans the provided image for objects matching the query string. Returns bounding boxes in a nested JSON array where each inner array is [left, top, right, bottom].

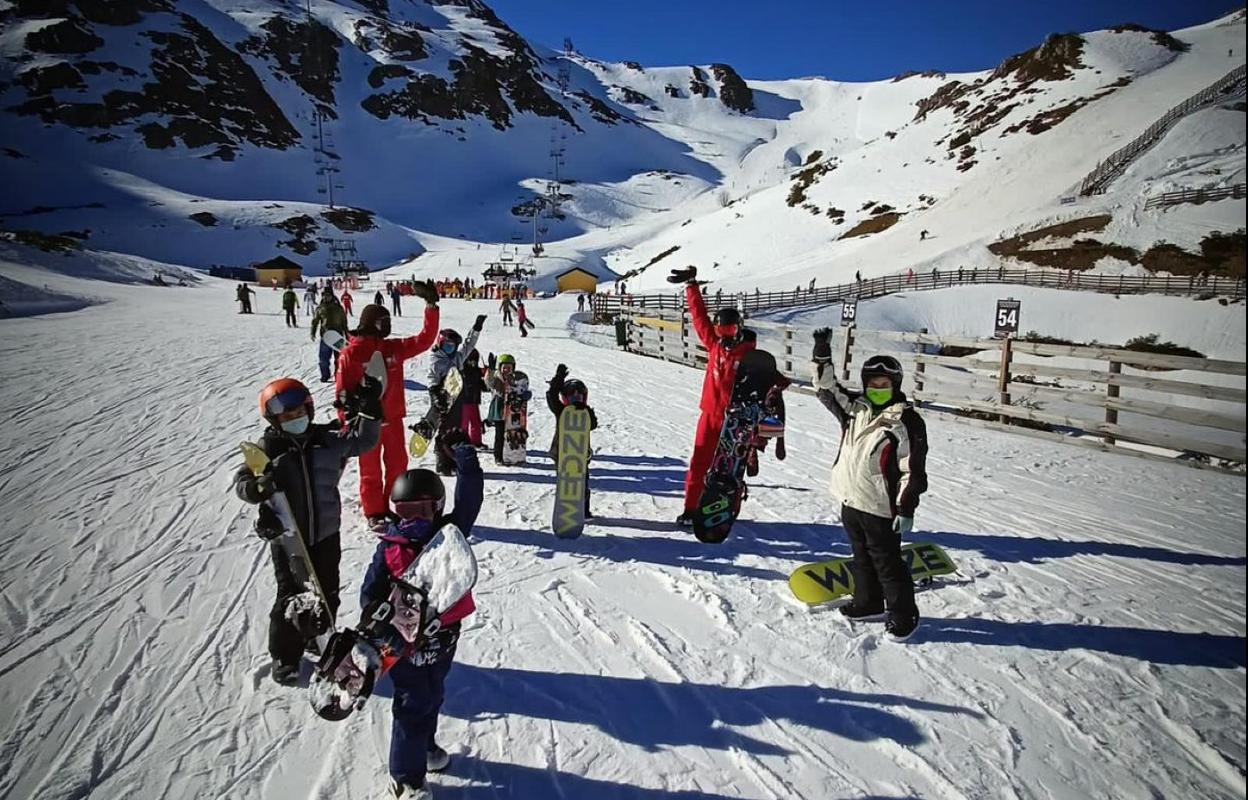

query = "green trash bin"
[[614, 316, 628, 348]]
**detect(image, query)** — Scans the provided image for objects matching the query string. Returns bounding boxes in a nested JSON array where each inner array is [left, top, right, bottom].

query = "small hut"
[[554, 267, 598, 294], [253, 256, 303, 287]]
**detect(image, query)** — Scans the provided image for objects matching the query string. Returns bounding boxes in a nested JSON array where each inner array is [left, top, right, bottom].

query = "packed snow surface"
[[0, 273, 1243, 800]]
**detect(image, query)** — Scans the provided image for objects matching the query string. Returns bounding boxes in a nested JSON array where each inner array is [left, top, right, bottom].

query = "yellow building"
[[554, 267, 598, 294], [253, 255, 303, 288]]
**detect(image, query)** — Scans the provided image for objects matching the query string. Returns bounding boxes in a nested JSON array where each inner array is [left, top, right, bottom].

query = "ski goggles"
[[264, 388, 311, 417], [270, 405, 309, 424], [394, 499, 444, 521]]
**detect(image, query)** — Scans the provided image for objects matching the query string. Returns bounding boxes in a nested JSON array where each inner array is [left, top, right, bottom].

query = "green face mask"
[[865, 387, 894, 407]]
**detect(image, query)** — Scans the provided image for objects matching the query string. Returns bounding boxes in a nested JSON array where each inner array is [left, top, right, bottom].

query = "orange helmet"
[[258, 378, 313, 422]]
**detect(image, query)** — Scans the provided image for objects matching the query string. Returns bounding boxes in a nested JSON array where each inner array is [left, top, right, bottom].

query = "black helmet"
[[559, 378, 588, 405], [713, 307, 741, 327], [390, 469, 446, 520], [860, 354, 904, 390], [436, 329, 463, 348]]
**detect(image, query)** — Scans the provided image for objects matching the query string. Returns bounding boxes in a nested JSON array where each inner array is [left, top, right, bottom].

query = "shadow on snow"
[[921, 529, 1246, 568]]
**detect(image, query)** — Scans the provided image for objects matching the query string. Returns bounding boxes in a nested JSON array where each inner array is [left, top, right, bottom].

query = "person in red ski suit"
[[672, 266, 755, 526], [336, 282, 440, 527], [341, 289, 354, 317]]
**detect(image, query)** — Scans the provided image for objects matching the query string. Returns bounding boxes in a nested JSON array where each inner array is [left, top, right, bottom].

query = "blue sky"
[[487, 1, 1238, 81]]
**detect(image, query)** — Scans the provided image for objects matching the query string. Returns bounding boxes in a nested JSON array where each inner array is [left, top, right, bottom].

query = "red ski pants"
[[359, 420, 408, 517], [459, 404, 483, 446], [683, 409, 724, 512]]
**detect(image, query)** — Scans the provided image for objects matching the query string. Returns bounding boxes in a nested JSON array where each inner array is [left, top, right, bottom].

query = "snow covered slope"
[[0, 268, 1242, 799], [1, 3, 1242, 293]]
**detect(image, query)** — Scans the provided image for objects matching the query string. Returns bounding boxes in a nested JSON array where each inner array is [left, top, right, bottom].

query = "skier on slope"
[[303, 284, 317, 316], [546, 364, 599, 518], [667, 265, 755, 527], [234, 376, 383, 685], [499, 295, 515, 327], [360, 432, 481, 799], [810, 329, 928, 642], [336, 282, 441, 529], [414, 317, 485, 475], [341, 289, 354, 317], [282, 286, 299, 327], [309, 291, 349, 383]]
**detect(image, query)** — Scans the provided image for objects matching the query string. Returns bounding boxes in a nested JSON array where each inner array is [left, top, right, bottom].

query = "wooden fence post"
[[914, 327, 928, 399], [841, 324, 855, 382], [783, 328, 794, 375], [997, 335, 1013, 423], [1105, 361, 1121, 445]]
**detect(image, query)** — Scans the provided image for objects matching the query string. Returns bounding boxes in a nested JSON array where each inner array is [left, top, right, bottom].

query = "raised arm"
[[811, 328, 858, 427], [396, 303, 440, 359], [684, 281, 714, 347]]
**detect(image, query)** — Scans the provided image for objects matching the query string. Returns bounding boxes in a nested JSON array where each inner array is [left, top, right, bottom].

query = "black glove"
[[254, 503, 284, 540], [550, 363, 568, 388], [411, 279, 439, 305], [667, 265, 697, 284], [441, 427, 470, 450], [473, 314, 487, 331], [253, 472, 277, 502], [487, 352, 497, 371], [410, 419, 433, 440], [357, 375, 384, 420], [812, 328, 833, 364]]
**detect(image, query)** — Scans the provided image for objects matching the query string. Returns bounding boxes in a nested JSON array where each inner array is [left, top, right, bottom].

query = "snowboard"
[[320, 328, 347, 353], [788, 542, 958, 606], [310, 523, 478, 721], [410, 367, 462, 457], [552, 405, 592, 539], [693, 350, 782, 544], [501, 371, 530, 466]]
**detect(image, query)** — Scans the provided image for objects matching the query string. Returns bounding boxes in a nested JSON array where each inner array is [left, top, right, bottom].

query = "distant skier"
[[360, 438, 481, 798], [341, 289, 354, 317], [310, 292, 349, 383], [576, 293, 586, 312], [546, 364, 598, 518], [390, 284, 404, 317], [336, 282, 441, 529], [282, 286, 298, 327], [234, 375, 383, 685], [499, 296, 516, 327], [516, 299, 534, 337], [810, 329, 928, 642], [666, 265, 755, 527], [236, 283, 256, 314], [374, 289, 385, 306], [303, 284, 317, 316]]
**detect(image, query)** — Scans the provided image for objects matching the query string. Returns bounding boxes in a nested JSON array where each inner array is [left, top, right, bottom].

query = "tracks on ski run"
[[0, 285, 1243, 799]]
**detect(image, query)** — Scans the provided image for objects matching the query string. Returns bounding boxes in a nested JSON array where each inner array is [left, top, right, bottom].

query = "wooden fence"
[[1144, 182, 1247, 210], [590, 267, 1246, 318], [1078, 65, 1247, 196], [619, 308, 1247, 470]]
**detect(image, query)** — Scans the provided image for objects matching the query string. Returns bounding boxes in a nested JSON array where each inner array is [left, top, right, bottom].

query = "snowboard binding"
[[309, 629, 381, 721]]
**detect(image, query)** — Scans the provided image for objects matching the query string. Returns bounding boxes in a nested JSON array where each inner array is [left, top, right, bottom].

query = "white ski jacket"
[[812, 361, 928, 519], [427, 328, 481, 388]]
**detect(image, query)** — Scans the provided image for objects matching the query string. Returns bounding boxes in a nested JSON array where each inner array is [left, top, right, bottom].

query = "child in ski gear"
[[453, 349, 487, 447], [515, 300, 534, 337], [310, 293, 349, 383], [667, 266, 755, 526], [360, 433, 482, 797], [811, 329, 928, 641], [546, 364, 598, 517], [282, 287, 298, 327], [341, 289, 354, 317], [417, 317, 484, 474], [303, 285, 317, 316], [499, 296, 515, 326], [485, 353, 529, 464], [336, 283, 440, 528], [234, 375, 383, 684]]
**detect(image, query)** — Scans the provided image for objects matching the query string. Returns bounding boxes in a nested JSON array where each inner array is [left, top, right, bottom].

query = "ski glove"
[[411, 420, 434, 440], [667, 265, 697, 284], [472, 314, 488, 331], [812, 328, 833, 363], [252, 472, 278, 502], [411, 279, 439, 306], [254, 503, 284, 540], [893, 516, 914, 535], [357, 375, 384, 420], [487, 352, 496, 371], [550, 363, 568, 388]]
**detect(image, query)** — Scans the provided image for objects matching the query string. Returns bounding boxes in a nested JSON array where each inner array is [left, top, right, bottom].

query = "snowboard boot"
[[389, 779, 431, 799], [272, 661, 300, 686], [838, 602, 886, 622], [427, 743, 450, 772], [675, 511, 694, 528], [745, 447, 759, 477], [885, 613, 920, 642]]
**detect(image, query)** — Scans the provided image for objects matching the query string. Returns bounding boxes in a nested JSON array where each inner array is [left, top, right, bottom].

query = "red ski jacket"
[[686, 283, 755, 416], [337, 304, 439, 421]]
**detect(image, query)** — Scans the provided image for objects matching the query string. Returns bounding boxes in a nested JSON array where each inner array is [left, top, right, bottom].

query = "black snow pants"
[[285, 307, 297, 327], [841, 505, 917, 617], [269, 534, 341, 668]]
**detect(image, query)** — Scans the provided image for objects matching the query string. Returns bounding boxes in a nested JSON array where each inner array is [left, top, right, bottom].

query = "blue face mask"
[[280, 416, 310, 435], [441, 342, 457, 355]]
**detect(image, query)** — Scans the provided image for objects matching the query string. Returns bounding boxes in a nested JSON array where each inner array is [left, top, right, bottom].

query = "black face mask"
[[375, 319, 392, 338]]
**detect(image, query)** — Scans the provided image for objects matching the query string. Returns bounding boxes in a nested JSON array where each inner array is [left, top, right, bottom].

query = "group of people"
[[232, 265, 930, 798]]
